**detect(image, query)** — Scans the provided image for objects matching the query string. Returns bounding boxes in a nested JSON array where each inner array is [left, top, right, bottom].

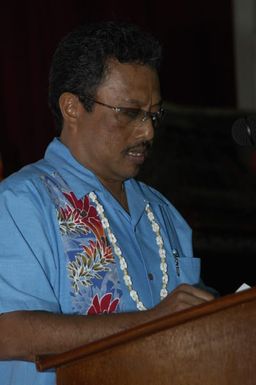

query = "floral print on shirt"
[[41, 172, 122, 315]]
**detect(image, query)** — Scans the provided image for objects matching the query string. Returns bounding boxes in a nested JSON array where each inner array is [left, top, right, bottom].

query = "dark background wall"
[[1, 0, 255, 295], [0, 0, 235, 173]]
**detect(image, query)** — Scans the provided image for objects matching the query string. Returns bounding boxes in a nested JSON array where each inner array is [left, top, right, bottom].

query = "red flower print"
[[82, 238, 114, 264], [63, 192, 104, 239], [63, 192, 96, 217], [87, 293, 120, 315], [58, 204, 90, 234]]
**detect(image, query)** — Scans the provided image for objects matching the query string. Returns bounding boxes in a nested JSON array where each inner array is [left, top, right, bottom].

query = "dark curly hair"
[[48, 21, 162, 133]]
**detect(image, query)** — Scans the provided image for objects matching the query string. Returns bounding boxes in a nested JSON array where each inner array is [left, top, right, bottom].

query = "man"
[[0, 21, 214, 384]]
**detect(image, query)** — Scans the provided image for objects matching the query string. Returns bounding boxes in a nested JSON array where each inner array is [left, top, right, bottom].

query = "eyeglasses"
[[79, 95, 164, 129]]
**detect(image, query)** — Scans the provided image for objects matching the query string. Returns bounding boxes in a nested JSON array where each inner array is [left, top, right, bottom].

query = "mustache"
[[124, 140, 153, 154]]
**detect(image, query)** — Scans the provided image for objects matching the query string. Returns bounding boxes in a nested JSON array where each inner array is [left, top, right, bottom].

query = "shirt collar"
[[44, 138, 103, 199], [124, 178, 168, 226], [44, 138, 167, 224]]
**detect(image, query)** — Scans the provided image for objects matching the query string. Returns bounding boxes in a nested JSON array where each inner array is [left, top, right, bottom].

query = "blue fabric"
[[0, 138, 201, 384]]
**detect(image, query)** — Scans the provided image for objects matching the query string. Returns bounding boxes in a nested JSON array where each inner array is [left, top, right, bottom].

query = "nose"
[[135, 117, 154, 141]]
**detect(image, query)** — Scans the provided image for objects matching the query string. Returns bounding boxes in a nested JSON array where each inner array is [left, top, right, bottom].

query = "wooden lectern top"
[[36, 286, 256, 385]]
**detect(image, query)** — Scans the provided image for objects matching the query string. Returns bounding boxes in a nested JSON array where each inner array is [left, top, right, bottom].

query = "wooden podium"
[[36, 287, 256, 385]]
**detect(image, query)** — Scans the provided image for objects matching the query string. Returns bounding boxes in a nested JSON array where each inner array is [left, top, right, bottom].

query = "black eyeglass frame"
[[78, 95, 165, 129]]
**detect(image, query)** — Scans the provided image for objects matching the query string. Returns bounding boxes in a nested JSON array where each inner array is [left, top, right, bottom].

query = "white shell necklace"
[[89, 191, 169, 311]]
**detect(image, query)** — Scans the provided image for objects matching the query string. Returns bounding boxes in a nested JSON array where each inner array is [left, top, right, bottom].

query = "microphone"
[[232, 117, 256, 146]]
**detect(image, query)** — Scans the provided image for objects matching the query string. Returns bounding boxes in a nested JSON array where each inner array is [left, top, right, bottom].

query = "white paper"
[[236, 283, 251, 292]]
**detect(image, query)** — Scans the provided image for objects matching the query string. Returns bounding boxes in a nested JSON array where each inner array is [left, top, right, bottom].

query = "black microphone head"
[[232, 117, 256, 146]]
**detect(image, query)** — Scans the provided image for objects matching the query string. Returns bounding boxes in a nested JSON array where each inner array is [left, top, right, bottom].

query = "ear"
[[59, 92, 80, 124]]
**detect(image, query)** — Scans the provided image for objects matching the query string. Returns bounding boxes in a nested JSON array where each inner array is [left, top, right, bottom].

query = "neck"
[[59, 135, 129, 210], [99, 178, 129, 212]]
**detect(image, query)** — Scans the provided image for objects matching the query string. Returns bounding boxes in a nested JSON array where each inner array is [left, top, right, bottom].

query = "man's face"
[[67, 59, 161, 185]]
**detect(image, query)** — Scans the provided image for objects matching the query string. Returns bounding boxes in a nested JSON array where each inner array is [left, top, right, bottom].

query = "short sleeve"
[[0, 186, 61, 314]]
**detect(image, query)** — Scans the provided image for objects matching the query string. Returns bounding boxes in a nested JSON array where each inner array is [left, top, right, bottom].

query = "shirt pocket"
[[169, 255, 201, 288]]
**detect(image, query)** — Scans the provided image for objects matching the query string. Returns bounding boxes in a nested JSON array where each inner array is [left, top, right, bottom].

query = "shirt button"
[[148, 273, 154, 281]]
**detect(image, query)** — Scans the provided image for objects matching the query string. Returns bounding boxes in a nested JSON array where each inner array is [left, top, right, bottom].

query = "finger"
[[173, 283, 215, 301]]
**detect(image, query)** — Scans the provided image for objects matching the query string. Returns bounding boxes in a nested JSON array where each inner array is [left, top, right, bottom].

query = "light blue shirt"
[[0, 138, 200, 385]]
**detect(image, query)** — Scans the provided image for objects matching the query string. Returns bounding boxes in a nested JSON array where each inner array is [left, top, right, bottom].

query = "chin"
[[122, 165, 141, 180]]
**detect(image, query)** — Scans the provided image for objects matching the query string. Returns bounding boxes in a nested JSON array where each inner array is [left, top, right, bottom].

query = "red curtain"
[[0, 0, 235, 177]]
